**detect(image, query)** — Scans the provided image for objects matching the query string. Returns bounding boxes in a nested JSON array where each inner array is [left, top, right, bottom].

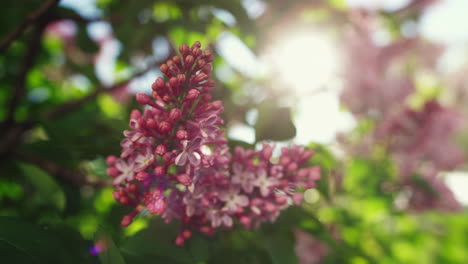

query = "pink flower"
[[208, 209, 233, 228], [189, 115, 219, 139], [254, 168, 278, 197], [145, 189, 166, 214], [219, 187, 249, 212], [232, 163, 255, 193], [113, 158, 136, 185], [294, 230, 328, 264], [134, 147, 155, 172], [106, 42, 321, 243], [175, 137, 202, 167]]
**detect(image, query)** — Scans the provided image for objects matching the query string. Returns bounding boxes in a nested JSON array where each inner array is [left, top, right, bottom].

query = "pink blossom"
[[175, 137, 202, 167], [232, 163, 255, 193], [106, 42, 320, 244], [134, 147, 155, 172], [113, 158, 136, 185], [219, 187, 249, 212], [254, 168, 279, 197]]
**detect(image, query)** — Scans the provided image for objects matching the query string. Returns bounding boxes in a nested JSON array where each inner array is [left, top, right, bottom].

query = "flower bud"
[[169, 77, 179, 88], [202, 94, 212, 102], [175, 235, 185, 246], [154, 166, 166, 177], [163, 152, 173, 164], [130, 109, 141, 119], [199, 226, 214, 236], [177, 73, 186, 83], [192, 41, 201, 48], [184, 55, 194, 69], [239, 215, 251, 228], [107, 167, 120, 178], [192, 47, 201, 57], [196, 59, 206, 69], [186, 89, 200, 100], [158, 121, 172, 134], [112, 190, 121, 200], [155, 144, 167, 156], [120, 195, 130, 205], [160, 64, 168, 74], [287, 162, 298, 172], [136, 93, 152, 105], [136, 171, 150, 181], [179, 44, 189, 54], [192, 73, 208, 84], [169, 108, 182, 121], [172, 55, 181, 66], [300, 149, 314, 164], [128, 183, 138, 193], [146, 118, 158, 129], [106, 155, 118, 166], [152, 77, 166, 91], [176, 174, 192, 186], [202, 64, 212, 74], [120, 214, 135, 227], [280, 156, 291, 167], [148, 199, 166, 214], [176, 130, 188, 140], [182, 229, 192, 239]]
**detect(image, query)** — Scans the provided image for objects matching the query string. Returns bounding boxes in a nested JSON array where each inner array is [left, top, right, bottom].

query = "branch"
[[0, 0, 59, 53], [15, 152, 110, 187], [44, 64, 158, 120], [2, 24, 46, 131]]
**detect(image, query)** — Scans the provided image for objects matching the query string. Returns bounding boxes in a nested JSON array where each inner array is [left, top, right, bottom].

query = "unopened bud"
[[176, 130, 188, 140], [146, 118, 158, 129], [107, 167, 120, 178], [184, 55, 195, 69], [136, 93, 152, 105], [106, 155, 117, 166], [192, 41, 201, 48], [120, 214, 134, 227], [160, 64, 168, 74], [136, 171, 150, 182], [175, 235, 185, 246], [158, 121, 172, 134], [130, 109, 141, 119], [155, 144, 167, 156], [152, 77, 166, 91], [176, 174, 192, 186], [186, 89, 200, 100], [179, 44, 189, 54], [169, 108, 182, 121], [154, 166, 166, 177]]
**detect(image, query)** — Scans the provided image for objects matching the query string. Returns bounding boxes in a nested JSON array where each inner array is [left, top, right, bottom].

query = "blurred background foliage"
[[1, 0, 468, 263]]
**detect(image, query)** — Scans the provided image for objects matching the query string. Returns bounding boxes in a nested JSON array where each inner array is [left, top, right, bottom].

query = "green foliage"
[[0, 216, 91, 264], [1, 1, 467, 264]]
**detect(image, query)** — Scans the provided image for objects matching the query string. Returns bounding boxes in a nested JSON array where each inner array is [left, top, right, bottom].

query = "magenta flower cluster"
[[106, 42, 320, 245], [340, 14, 464, 212]]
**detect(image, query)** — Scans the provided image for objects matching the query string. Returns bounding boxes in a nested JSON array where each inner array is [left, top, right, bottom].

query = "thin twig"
[[2, 23, 46, 131], [44, 64, 157, 120], [15, 152, 110, 187], [0, 0, 59, 53]]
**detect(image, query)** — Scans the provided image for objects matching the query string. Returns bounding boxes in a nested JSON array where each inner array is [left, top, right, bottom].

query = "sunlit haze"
[[264, 30, 355, 144]]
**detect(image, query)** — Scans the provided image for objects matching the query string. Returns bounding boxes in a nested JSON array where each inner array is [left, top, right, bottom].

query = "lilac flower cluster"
[[106, 42, 320, 244], [340, 13, 464, 212], [377, 101, 464, 211]]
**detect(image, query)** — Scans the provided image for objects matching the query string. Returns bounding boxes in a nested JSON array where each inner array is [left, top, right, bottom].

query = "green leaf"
[[121, 219, 192, 263], [95, 227, 127, 264], [17, 162, 66, 212], [0, 217, 84, 264]]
